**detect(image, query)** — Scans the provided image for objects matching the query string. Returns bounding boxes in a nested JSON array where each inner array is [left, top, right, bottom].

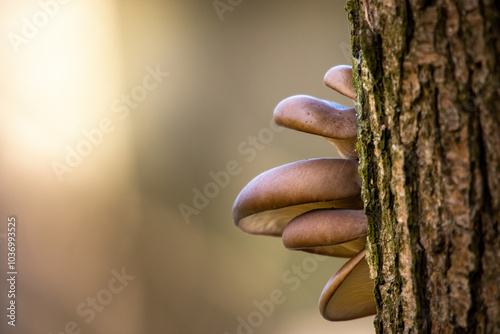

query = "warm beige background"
[[0, 0, 374, 333]]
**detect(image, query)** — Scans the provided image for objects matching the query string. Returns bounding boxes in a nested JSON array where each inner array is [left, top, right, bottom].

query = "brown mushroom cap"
[[232, 158, 363, 236], [324, 65, 356, 101], [282, 209, 367, 258], [319, 249, 376, 321], [273, 95, 358, 159]]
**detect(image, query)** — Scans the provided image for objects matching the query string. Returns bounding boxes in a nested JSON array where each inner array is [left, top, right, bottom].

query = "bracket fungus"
[[281, 209, 368, 258], [232, 65, 376, 321], [274, 95, 358, 159], [232, 158, 363, 236], [319, 249, 376, 321], [324, 65, 356, 101]]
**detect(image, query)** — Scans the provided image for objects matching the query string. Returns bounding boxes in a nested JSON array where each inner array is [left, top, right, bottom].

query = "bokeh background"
[[0, 0, 375, 333]]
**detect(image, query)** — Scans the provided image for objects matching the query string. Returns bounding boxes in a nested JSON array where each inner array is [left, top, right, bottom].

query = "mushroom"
[[232, 64, 376, 322], [319, 249, 376, 321], [281, 209, 367, 258], [273, 95, 358, 159], [232, 158, 363, 237], [324, 65, 356, 101]]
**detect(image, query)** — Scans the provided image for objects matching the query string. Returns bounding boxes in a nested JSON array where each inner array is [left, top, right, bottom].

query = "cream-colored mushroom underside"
[[237, 201, 365, 256], [323, 258, 376, 321]]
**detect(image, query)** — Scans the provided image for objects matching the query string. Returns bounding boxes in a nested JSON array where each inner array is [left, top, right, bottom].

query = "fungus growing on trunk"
[[232, 158, 362, 236], [324, 65, 356, 101], [319, 249, 376, 321], [274, 95, 358, 159], [232, 65, 376, 321], [282, 209, 368, 258]]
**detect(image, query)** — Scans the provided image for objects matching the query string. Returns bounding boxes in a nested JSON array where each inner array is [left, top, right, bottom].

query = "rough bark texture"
[[346, 0, 500, 332]]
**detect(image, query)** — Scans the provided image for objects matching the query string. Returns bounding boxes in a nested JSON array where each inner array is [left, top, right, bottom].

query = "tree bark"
[[346, 0, 500, 332]]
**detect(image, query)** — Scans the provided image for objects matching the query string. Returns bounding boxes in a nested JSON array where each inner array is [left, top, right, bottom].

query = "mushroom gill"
[[232, 65, 376, 321], [319, 249, 376, 321]]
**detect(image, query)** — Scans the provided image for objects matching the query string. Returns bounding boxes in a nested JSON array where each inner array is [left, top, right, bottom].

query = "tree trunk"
[[346, 0, 500, 332]]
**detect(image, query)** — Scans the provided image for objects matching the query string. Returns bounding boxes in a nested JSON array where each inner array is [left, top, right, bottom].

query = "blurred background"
[[0, 0, 375, 333]]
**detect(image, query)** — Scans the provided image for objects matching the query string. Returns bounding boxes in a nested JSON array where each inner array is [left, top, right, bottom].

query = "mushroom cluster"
[[232, 65, 376, 321]]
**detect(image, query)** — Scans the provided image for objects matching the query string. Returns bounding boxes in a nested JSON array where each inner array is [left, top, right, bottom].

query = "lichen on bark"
[[346, 0, 500, 332]]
